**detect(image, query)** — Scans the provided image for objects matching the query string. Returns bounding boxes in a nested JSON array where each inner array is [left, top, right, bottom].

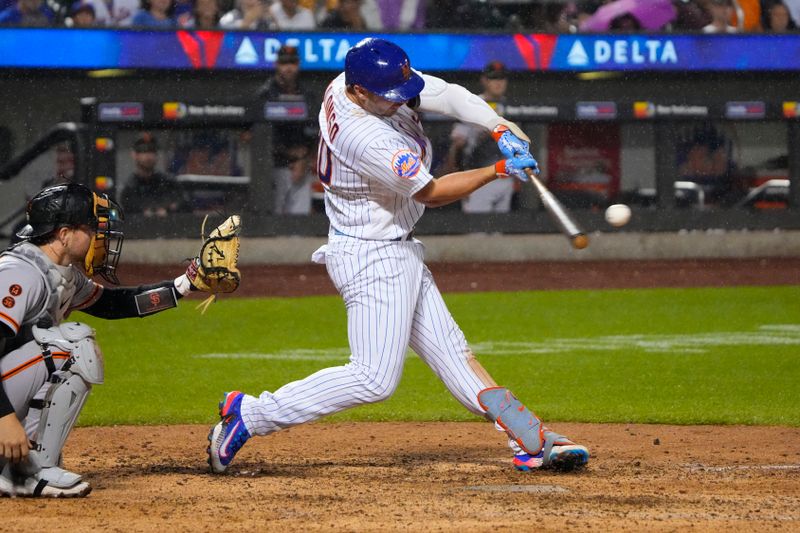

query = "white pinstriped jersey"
[[317, 72, 433, 240]]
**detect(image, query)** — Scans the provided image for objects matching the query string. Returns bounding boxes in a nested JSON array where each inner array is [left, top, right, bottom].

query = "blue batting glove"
[[495, 154, 540, 181], [492, 124, 530, 158]]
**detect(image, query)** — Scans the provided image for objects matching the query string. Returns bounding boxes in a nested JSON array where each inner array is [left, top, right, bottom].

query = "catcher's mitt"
[[186, 215, 242, 296]]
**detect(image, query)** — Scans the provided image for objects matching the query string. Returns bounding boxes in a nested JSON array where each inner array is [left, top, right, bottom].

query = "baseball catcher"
[[0, 183, 240, 497]]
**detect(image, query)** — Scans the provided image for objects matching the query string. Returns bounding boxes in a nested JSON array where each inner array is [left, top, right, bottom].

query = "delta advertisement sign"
[[0, 29, 798, 72]]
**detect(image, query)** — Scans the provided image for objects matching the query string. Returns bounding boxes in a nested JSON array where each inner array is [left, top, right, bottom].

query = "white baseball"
[[605, 204, 631, 227]]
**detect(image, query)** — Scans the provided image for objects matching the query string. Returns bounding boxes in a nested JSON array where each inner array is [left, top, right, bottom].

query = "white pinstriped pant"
[[240, 235, 491, 436]]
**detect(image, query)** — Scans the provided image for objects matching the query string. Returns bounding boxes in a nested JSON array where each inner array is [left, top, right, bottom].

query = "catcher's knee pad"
[[477, 387, 544, 455], [33, 323, 104, 384], [32, 323, 103, 468]]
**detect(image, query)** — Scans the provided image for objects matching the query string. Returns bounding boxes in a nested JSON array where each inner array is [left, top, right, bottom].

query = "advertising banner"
[[1, 30, 800, 72]]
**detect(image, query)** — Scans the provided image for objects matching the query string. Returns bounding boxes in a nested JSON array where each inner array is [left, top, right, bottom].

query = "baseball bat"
[[525, 168, 589, 250]]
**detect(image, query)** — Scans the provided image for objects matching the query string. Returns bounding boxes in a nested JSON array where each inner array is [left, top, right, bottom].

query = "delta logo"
[[783, 102, 799, 118], [391, 150, 421, 179], [163, 102, 188, 120], [634, 101, 655, 119], [512, 34, 558, 70], [566, 38, 678, 67], [176, 31, 224, 68]]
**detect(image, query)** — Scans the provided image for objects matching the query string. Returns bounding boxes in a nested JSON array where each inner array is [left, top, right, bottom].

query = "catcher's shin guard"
[[478, 387, 544, 455], [31, 323, 103, 469]]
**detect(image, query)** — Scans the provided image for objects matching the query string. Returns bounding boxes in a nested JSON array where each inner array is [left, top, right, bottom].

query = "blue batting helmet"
[[344, 38, 424, 103]]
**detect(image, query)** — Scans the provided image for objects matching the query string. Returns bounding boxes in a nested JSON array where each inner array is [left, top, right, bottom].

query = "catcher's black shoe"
[[207, 391, 250, 473]]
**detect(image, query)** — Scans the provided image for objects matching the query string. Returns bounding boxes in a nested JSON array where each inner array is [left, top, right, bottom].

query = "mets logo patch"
[[391, 150, 421, 179], [9, 284, 22, 296], [2, 296, 14, 308]]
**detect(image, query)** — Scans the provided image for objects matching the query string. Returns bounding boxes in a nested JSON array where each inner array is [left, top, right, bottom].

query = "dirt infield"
[[5, 423, 800, 531], [6, 258, 799, 531]]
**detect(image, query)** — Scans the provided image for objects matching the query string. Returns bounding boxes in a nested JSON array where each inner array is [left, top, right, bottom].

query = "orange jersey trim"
[[70, 283, 103, 311], [1, 352, 70, 381], [0, 310, 19, 333]]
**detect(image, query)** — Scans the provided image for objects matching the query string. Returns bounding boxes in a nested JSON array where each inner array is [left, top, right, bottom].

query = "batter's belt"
[[332, 227, 415, 241]]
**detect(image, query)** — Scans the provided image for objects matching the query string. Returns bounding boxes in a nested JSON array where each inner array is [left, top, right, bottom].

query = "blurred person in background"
[[609, 12, 642, 30], [84, 0, 138, 26], [12, 144, 77, 245], [371, 0, 425, 30], [0, 0, 53, 26], [180, 0, 220, 28], [670, 0, 711, 31], [120, 134, 189, 218], [780, 0, 800, 26], [319, 0, 366, 29], [23, 143, 75, 201], [172, 131, 240, 177], [440, 61, 518, 214], [256, 44, 306, 101], [256, 45, 318, 164], [131, 0, 177, 27], [677, 122, 739, 205], [426, 0, 506, 30], [543, 3, 578, 32], [729, 0, 762, 30], [219, 0, 271, 29], [763, 0, 796, 31], [273, 143, 314, 215], [702, 0, 738, 32], [269, 0, 315, 28], [64, 1, 96, 26], [48, 144, 75, 185]]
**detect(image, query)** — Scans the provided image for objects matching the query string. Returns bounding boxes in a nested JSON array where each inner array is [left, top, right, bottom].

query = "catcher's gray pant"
[[241, 236, 494, 436], [0, 323, 102, 468]]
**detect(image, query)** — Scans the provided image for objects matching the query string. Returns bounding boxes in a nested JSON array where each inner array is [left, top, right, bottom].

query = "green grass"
[[75, 285, 800, 427]]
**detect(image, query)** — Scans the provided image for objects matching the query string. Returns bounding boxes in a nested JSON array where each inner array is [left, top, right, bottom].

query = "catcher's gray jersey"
[[0, 243, 101, 337]]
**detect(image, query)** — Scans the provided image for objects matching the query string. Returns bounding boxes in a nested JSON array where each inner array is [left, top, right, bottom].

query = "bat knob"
[[572, 234, 589, 250]]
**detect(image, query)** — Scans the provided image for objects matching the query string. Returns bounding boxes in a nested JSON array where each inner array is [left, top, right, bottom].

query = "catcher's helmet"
[[17, 183, 125, 284], [19, 183, 98, 240], [344, 38, 424, 103]]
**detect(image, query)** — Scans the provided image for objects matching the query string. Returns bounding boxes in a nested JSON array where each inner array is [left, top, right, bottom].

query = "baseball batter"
[[208, 38, 589, 473], [0, 183, 239, 497]]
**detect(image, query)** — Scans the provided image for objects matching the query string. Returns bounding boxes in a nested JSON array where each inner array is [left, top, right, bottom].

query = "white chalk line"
[[192, 324, 800, 361], [685, 464, 800, 472]]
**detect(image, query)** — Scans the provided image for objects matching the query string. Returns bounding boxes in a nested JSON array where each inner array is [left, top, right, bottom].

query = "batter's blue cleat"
[[207, 391, 250, 474], [514, 432, 589, 473], [513, 451, 544, 471], [544, 442, 590, 472]]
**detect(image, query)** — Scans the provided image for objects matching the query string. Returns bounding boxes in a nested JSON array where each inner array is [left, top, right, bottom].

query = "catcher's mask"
[[17, 183, 125, 284]]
